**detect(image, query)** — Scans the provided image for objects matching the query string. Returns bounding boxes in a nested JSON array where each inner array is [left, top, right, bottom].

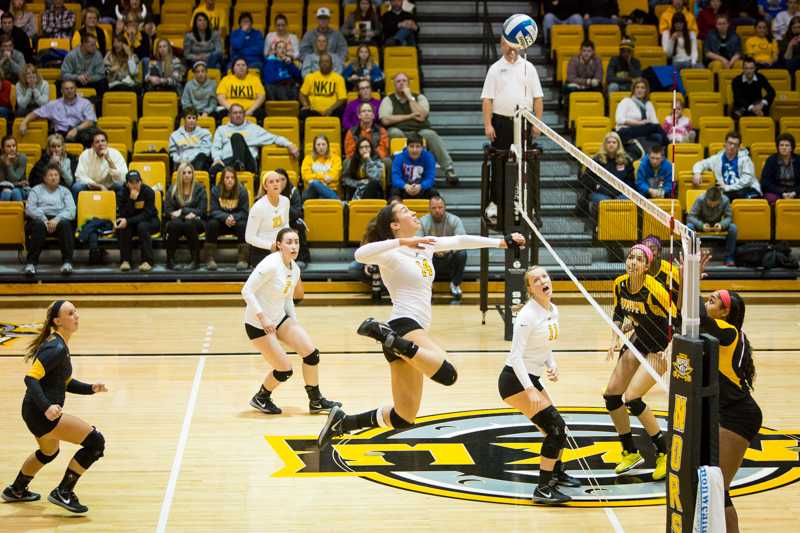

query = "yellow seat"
[[669, 143, 703, 176], [775, 199, 800, 241], [625, 23, 658, 46], [771, 91, 800, 123], [390, 137, 407, 154], [385, 68, 421, 94], [263, 117, 300, 146], [688, 92, 723, 126], [234, 6, 267, 32], [748, 142, 775, 177], [716, 69, 742, 111], [161, 3, 192, 20], [0, 201, 25, 249], [37, 37, 70, 53], [129, 161, 167, 192], [38, 68, 61, 82], [143, 92, 179, 118], [132, 142, 169, 171], [732, 199, 771, 240], [12, 118, 47, 146], [403, 198, 430, 218], [157, 24, 188, 49], [588, 25, 621, 48], [650, 91, 684, 108], [235, 172, 255, 207], [642, 199, 682, 240], [265, 100, 300, 117], [76, 87, 96, 100], [65, 142, 83, 157], [736, 25, 756, 41], [678, 170, 715, 211], [76, 191, 116, 237], [17, 143, 42, 165], [779, 116, 800, 139], [102, 92, 138, 122], [384, 46, 418, 70], [269, 3, 303, 35], [597, 200, 638, 241], [581, 142, 603, 156], [303, 199, 344, 243], [575, 116, 611, 149], [739, 116, 775, 148], [305, 116, 341, 148], [568, 92, 606, 128], [619, 0, 648, 17], [635, 46, 667, 68], [698, 116, 734, 149], [260, 145, 299, 175], [137, 116, 174, 143], [187, 67, 221, 82], [550, 25, 583, 59], [685, 188, 706, 213], [97, 117, 133, 152], [609, 91, 628, 122], [759, 69, 792, 92], [681, 68, 714, 94], [348, 199, 386, 243]]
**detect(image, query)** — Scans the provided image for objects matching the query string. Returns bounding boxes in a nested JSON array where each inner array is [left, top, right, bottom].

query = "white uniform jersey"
[[480, 53, 544, 117], [354, 236, 502, 329], [245, 195, 290, 251], [241, 252, 300, 328], [505, 299, 559, 389]]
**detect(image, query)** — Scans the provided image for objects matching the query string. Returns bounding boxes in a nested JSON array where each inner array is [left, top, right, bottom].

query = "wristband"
[[504, 234, 519, 249]]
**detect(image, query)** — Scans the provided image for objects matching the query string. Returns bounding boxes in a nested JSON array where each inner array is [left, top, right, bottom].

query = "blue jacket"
[[262, 55, 301, 85], [229, 28, 265, 68], [391, 147, 436, 190], [635, 155, 673, 197]]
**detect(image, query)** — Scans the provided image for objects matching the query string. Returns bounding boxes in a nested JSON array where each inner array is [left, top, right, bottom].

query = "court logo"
[[267, 407, 800, 507], [672, 353, 693, 383], [0, 322, 40, 346]]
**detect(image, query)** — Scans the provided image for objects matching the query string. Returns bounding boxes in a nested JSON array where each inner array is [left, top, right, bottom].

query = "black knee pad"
[[603, 393, 624, 411], [430, 360, 458, 386], [625, 397, 647, 417], [273, 368, 293, 382], [302, 349, 320, 366], [35, 448, 59, 464], [74, 428, 105, 470], [724, 491, 732, 507], [389, 408, 414, 428], [532, 406, 567, 459]]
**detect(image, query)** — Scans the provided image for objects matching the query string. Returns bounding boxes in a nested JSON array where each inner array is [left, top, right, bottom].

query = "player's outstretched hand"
[[501, 233, 526, 249], [399, 237, 436, 249]]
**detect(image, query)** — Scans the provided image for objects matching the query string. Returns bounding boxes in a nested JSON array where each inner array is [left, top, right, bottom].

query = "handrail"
[[478, 0, 498, 67]]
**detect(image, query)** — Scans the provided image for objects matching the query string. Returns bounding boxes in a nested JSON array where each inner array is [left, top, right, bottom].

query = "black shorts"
[[245, 316, 290, 340], [621, 331, 669, 358], [382, 317, 424, 363], [22, 398, 60, 438], [720, 395, 763, 443], [498, 365, 544, 399]]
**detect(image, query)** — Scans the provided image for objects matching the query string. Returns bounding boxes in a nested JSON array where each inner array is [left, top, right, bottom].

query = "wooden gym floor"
[[1, 300, 799, 532]]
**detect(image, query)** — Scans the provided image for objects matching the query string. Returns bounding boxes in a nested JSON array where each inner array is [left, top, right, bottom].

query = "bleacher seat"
[[738, 117, 775, 148], [403, 199, 430, 218], [597, 200, 638, 241], [37, 38, 70, 54], [650, 92, 683, 108], [732, 199, 771, 240], [38, 68, 60, 82], [678, 171, 715, 210], [0, 201, 25, 251], [157, 23, 188, 49], [608, 91, 628, 122], [265, 101, 300, 117], [688, 92, 723, 125], [681, 69, 714, 94], [76, 191, 116, 237], [103, 92, 138, 122], [643, 199, 681, 240], [172, 170, 211, 209], [305, 117, 341, 148], [269, 2, 303, 35], [775, 199, 800, 241], [568, 92, 605, 129], [759, 69, 792, 92], [771, 91, 800, 122], [306, 1, 340, 29], [625, 23, 658, 46], [748, 142, 775, 176], [304, 199, 344, 243], [143, 92, 179, 118], [385, 68, 420, 94], [348, 199, 386, 243], [234, 5, 267, 32], [132, 142, 170, 170], [264, 117, 300, 146], [736, 25, 756, 41], [12, 118, 47, 146], [780, 116, 800, 139], [97, 117, 133, 152], [187, 67, 221, 82], [137, 117, 174, 143], [575, 117, 611, 149], [618, 0, 648, 17], [588, 25, 621, 48], [236, 172, 256, 207], [669, 143, 703, 176], [17, 143, 42, 166], [698, 116, 734, 149], [390, 137, 407, 154], [384, 46, 418, 70], [635, 46, 667, 68], [550, 25, 583, 59], [261, 145, 298, 175], [716, 69, 742, 111], [130, 161, 167, 192]]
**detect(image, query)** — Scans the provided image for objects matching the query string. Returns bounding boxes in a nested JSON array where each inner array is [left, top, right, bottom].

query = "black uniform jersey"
[[24, 334, 93, 413], [653, 259, 681, 306], [612, 273, 678, 352], [700, 307, 752, 407]]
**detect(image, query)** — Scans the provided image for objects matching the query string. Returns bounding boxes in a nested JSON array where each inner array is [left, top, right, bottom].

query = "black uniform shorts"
[[720, 395, 763, 443], [498, 365, 544, 399], [382, 317, 424, 363], [245, 315, 290, 339], [22, 398, 60, 438]]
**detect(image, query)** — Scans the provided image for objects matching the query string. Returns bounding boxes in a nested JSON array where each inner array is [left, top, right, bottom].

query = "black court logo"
[[267, 407, 800, 507], [0, 322, 40, 346]]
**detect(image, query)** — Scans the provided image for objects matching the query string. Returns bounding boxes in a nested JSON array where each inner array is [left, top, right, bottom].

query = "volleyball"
[[502, 14, 538, 49]]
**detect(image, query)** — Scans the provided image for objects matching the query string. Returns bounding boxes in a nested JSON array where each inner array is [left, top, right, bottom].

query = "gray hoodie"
[[25, 184, 76, 222], [687, 192, 733, 230], [211, 121, 291, 161]]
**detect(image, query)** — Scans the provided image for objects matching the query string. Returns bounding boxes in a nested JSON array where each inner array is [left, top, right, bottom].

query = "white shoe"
[[23, 263, 36, 275], [450, 282, 462, 299], [485, 202, 498, 223], [60, 262, 73, 274]]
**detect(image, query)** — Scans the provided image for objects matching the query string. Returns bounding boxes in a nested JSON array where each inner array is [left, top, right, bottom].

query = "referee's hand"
[[484, 124, 496, 142]]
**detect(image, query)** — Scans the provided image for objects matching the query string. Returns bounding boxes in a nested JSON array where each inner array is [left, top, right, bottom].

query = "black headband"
[[50, 300, 66, 322]]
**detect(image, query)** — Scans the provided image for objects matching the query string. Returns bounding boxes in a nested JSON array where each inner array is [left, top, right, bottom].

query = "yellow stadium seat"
[[625, 23, 658, 46], [736, 25, 756, 40], [771, 91, 800, 122], [17, 143, 41, 165], [716, 69, 742, 110], [681, 68, 714, 94], [581, 142, 603, 157], [265, 100, 300, 117], [143, 92, 179, 117], [598, 200, 638, 241], [97, 117, 133, 151], [130, 161, 167, 192], [403, 198, 430, 218], [187, 67, 221, 82], [739, 116, 775, 148], [103, 92, 138, 122], [12, 118, 47, 146], [643, 199, 682, 240], [385, 68, 420, 94], [132, 141, 169, 171], [37, 37, 70, 53], [550, 25, 583, 59], [609, 91, 628, 122], [575, 116, 611, 149], [678, 170, 715, 210], [390, 137, 407, 154], [65, 142, 83, 157], [0, 201, 25, 250], [305, 116, 341, 148], [307, 1, 340, 29], [264, 117, 300, 146], [76, 191, 116, 237], [235, 172, 256, 208], [157, 24, 187, 49], [384, 46, 418, 70], [635, 46, 667, 68], [775, 199, 800, 240], [758, 69, 791, 92], [234, 6, 267, 32], [619, 0, 648, 16], [38, 68, 61, 82], [732, 199, 771, 240], [688, 92, 723, 126], [684, 188, 706, 213], [669, 143, 703, 176], [269, 2, 303, 35], [780, 117, 800, 139], [260, 145, 298, 175], [303, 199, 344, 243], [568, 91, 605, 128], [161, 3, 192, 20], [698, 116, 734, 149], [588, 25, 621, 48], [650, 91, 684, 108], [748, 142, 775, 177], [348, 199, 386, 243], [137, 116, 174, 143], [197, 116, 216, 135], [76, 87, 96, 100]]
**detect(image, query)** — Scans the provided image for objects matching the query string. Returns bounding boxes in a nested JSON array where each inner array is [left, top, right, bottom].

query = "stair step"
[[417, 0, 533, 17]]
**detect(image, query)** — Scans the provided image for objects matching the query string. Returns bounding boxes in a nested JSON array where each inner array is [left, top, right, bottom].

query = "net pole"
[[681, 234, 702, 339]]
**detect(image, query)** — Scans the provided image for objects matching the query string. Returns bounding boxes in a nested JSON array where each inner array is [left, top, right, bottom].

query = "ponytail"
[[363, 203, 397, 244], [25, 300, 64, 362], [726, 291, 756, 391]]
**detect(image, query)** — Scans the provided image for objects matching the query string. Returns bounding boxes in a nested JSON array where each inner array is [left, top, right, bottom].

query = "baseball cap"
[[125, 170, 142, 183], [316, 7, 331, 18], [620, 37, 635, 50]]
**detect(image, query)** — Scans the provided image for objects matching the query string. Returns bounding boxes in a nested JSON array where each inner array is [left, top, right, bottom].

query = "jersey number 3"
[[547, 323, 559, 341]]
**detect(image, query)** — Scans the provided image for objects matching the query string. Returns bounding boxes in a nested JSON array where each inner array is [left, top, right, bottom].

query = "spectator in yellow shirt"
[[659, 0, 698, 34], [301, 134, 342, 200], [217, 58, 266, 120], [193, 0, 228, 36], [745, 19, 779, 67], [299, 53, 347, 121]]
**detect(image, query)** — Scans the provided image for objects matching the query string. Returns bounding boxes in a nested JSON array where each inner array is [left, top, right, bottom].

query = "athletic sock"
[[538, 468, 554, 488], [342, 409, 379, 433], [619, 432, 637, 454], [257, 385, 271, 398], [58, 469, 81, 493], [12, 471, 33, 491], [553, 460, 563, 474], [305, 385, 322, 401], [651, 431, 667, 454], [390, 335, 418, 358]]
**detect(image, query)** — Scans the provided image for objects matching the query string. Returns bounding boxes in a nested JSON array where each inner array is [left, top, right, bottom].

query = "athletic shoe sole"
[[615, 455, 646, 475], [249, 398, 282, 415], [318, 405, 344, 449], [532, 492, 571, 505], [2, 488, 40, 503]]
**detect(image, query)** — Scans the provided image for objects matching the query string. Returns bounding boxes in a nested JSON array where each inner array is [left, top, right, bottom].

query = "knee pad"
[[532, 406, 567, 459], [35, 448, 59, 465], [389, 408, 414, 428], [74, 428, 105, 470], [302, 349, 320, 366], [430, 360, 458, 386], [272, 368, 293, 382], [724, 491, 732, 507], [625, 397, 647, 417], [603, 393, 624, 412]]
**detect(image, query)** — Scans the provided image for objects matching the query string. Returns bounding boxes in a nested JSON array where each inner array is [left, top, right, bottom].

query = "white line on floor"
[[604, 507, 625, 533]]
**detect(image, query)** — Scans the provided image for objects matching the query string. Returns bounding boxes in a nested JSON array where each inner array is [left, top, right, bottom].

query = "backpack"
[[735, 241, 799, 269], [762, 241, 799, 270]]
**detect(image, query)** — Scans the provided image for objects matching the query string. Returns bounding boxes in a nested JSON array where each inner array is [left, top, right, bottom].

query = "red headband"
[[631, 244, 653, 263], [719, 290, 731, 309]]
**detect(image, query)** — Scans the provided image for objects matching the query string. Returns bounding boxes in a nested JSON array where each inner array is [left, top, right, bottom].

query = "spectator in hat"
[[116, 170, 160, 272], [300, 6, 348, 62], [606, 38, 641, 94]]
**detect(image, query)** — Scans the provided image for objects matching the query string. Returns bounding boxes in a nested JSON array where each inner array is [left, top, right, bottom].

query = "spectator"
[[145, 38, 184, 94], [182, 61, 219, 118], [342, 79, 380, 131], [773, 0, 799, 40], [761, 132, 800, 204], [165, 162, 207, 270], [692, 131, 762, 200], [705, 14, 742, 69], [342, 44, 384, 91], [211, 104, 299, 176], [299, 52, 347, 120], [659, 0, 698, 34], [116, 169, 159, 272], [300, 7, 348, 62], [14, 63, 48, 116], [686, 186, 737, 267], [265, 13, 300, 60], [169, 107, 212, 172], [381, 0, 418, 46], [263, 40, 302, 101], [662, 12, 699, 70], [301, 33, 345, 78], [105, 32, 140, 91], [86, 0, 117, 24], [698, 0, 727, 40], [61, 33, 108, 99], [343, 0, 382, 45], [343, 137, 386, 200], [580, 131, 634, 216], [0, 69, 11, 119], [0, 135, 28, 201], [276, 167, 310, 268], [192, 0, 228, 36], [662, 98, 695, 143], [245, 170, 290, 262], [746, 19, 779, 67], [732, 0, 761, 26], [779, 15, 800, 73], [759, 0, 788, 21], [29, 134, 77, 189], [390, 132, 436, 200], [731, 56, 776, 118], [41, 0, 75, 39], [565, 40, 602, 94], [0, 12, 32, 64], [0, 35, 24, 83], [73, 129, 127, 197], [418, 195, 467, 300], [9, 0, 36, 40], [636, 144, 673, 199], [615, 77, 667, 147], [19, 79, 96, 147], [542, 0, 582, 45], [380, 72, 458, 184], [217, 58, 266, 120], [23, 163, 76, 275], [184, 12, 224, 71], [205, 165, 250, 271], [301, 134, 342, 200], [229, 12, 265, 71], [345, 100, 389, 161], [120, 13, 155, 61], [583, 1, 620, 27], [115, 0, 147, 25], [73, 7, 107, 56], [606, 38, 641, 94]]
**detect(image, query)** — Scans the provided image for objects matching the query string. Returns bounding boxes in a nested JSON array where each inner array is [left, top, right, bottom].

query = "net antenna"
[[510, 109, 703, 392]]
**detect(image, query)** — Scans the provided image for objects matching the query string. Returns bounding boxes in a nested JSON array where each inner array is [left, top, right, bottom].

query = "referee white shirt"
[[481, 52, 544, 118]]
